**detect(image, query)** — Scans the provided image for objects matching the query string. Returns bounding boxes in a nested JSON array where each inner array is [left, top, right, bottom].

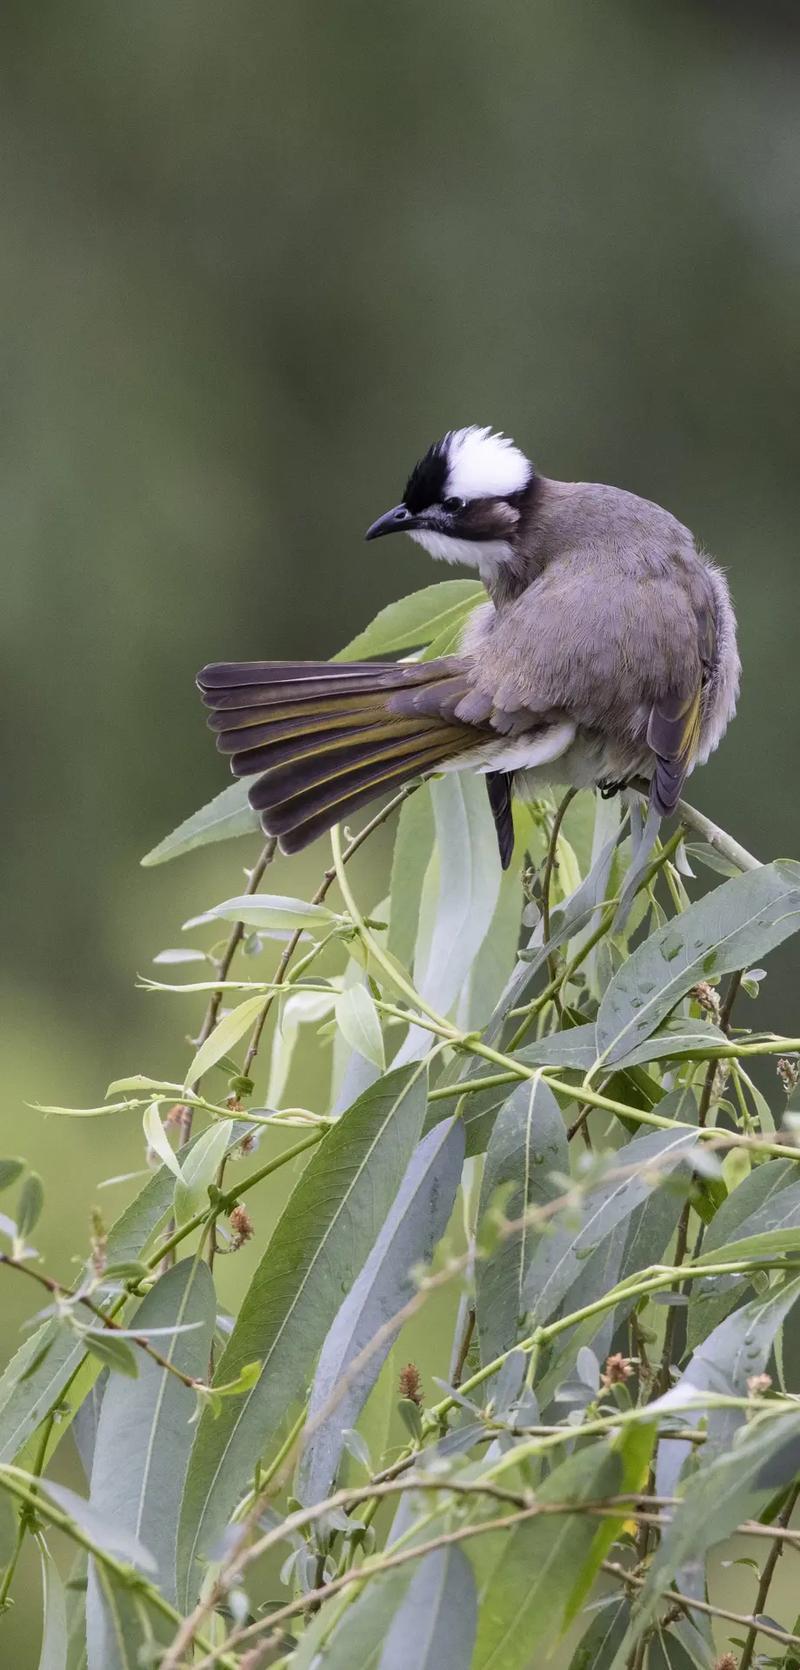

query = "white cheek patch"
[[409, 527, 514, 582], [445, 426, 532, 503]]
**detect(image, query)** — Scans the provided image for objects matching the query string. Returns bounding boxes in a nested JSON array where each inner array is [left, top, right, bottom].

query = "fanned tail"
[[197, 656, 486, 854]]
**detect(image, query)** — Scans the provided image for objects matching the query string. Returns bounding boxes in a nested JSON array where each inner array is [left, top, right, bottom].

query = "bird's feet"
[[598, 778, 625, 800]]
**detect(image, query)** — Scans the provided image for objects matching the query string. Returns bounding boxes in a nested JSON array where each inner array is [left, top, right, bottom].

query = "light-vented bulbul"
[[198, 427, 740, 868]]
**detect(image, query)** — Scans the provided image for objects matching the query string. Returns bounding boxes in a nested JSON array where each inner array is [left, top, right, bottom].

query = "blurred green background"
[[1, 1, 799, 1660]]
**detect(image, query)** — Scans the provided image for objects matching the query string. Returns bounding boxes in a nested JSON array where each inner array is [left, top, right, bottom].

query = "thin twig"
[[183, 838, 277, 1140], [240, 782, 421, 1079], [0, 1255, 201, 1391], [540, 788, 577, 1004], [738, 1479, 800, 1670], [602, 1557, 800, 1653]]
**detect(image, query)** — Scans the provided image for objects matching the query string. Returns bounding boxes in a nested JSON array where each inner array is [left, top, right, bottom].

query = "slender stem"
[[540, 788, 577, 1003], [330, 822, 456, 1035], [0, 1255, 200, 1391], [240, 782, 421, 1079], [184, 838, 277, 1138], [738, 1480, 800, 1670], [602, 1557, 800, 1653], [507, 826, 684, 1049], [0, 1466, 233, 1666], [451, 1304, 476, 1389], [0, 1415, 52, 1612]]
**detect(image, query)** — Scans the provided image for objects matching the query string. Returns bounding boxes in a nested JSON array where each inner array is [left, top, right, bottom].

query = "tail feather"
[[197, 654, 501, 856]]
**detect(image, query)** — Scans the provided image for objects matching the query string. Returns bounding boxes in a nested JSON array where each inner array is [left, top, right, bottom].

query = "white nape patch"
[[445, 426, 532, 503], [410, 526, 514, 583]]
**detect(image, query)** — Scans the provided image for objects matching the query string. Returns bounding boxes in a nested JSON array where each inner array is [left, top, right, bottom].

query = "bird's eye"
[[442, 496, 464, 514]]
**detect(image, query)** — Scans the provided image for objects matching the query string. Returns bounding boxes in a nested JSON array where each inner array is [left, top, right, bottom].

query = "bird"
[[197, 426, 739, 871]]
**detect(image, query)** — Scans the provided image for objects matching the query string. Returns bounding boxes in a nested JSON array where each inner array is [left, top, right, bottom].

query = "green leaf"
[[64, 1552, 88, 1670], [88, 1260, 214, 1605], [0, 1159, 24, 1193], [596, 860, 800, 1066], [568, 1597, 630, 1669], [173, 1119, 233, 1226], [470, 1440, 622, 1667], [687, 1160, 798, 1350], [17, 1172, 44, 1238], [184, 992, 268, 1083], [0, 1127, 248, 1468], [298, 1117, 464, 1509], [614, 1411, 800, 1665], [647, 1630, 705, 1670], [83, 1333, 139, 1380], [206, 892, 338, 932], [333, 579, 483, 661], [524, 1122, 696, 1326], [336, 983, 385, 1070], [85, 1565, 149, 1670], [476, 1077, 568, 1364], [177, 1064, 429, 1603], [399, 775, 501, 1064], [387, 784, 435, 969], [142, 1103, 182, 1181], [655, 1271, 800, 1512], [44, 1479, 157, 1572], [37, 1542, 68, 1670], [379, 1546, 478, 1668], [140, 781, 259, 866]]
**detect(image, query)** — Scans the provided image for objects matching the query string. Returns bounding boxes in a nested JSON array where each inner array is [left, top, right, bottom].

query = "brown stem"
[[181, 837, 277, 1142], [0, 1254, 201, 1390], [241, 781, 421, 1080], [738, 1480, 800, 1670], [602, 1558, 800, 1654], [451, 1304, 476, 1389]]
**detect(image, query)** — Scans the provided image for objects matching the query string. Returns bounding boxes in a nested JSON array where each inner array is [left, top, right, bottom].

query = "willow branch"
[[602, 1557, 800, 1653]]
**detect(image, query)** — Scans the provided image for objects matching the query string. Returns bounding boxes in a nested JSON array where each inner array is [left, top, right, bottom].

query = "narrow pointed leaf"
[[37, 1543, 68, 1670], [184, 993, 269, 1083], [476, 1077, 568, 1364], [686, 1160, 797, 1350], [177, 1065, 428, 1602], [523, 1122, 696, 1326], [298, 1117, 463, 1509], [336, 983, 385, 1071], [596, 860, 800, 1065], [89, 1260, 214, 1604], [471, 1441, 623, 1668], [142, 1103, 182, 1181], [655, 1270, 800, 1507], [568, 1596, 630, 1669], [334, 579, 482, 661], [141, 780, 259, 866], [0, 1125, 248, 1464], [206, 893, 337, 932], [85, 1566, 149, 1670], [614, 1410, 800, 1665], [378, 1546, 477, 1669], [173, 1119, 233, 1225]]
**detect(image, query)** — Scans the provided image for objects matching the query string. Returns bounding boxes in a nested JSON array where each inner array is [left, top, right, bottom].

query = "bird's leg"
[[598, 777, 625, 800]]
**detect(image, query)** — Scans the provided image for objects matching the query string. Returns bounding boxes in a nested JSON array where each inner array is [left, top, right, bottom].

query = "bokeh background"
[[1, 1, 798, 1660]]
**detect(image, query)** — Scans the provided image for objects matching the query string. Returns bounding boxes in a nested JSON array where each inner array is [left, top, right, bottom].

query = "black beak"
[[364, 504, 417, 541]]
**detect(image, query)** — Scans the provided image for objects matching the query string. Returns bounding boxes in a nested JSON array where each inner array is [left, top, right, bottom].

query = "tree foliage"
[[2, 578, 800, 1668]]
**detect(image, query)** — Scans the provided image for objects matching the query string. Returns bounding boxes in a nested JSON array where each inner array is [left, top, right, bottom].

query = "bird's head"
[[364, 426, 535, 579]]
